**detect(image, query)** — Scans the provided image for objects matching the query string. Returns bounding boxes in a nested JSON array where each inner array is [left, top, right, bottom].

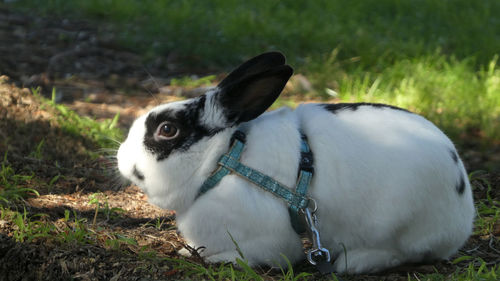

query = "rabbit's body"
[[117, 52, 475, 274], [296, 103, 474, 273]]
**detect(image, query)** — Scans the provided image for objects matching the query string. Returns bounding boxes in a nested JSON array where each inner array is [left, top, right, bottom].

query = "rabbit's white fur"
[[296, 104, 474, 273], [117, 53, 475, 274]]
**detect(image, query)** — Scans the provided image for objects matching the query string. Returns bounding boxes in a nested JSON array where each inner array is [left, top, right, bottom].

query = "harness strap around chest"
[[196, 129, 314, 234]]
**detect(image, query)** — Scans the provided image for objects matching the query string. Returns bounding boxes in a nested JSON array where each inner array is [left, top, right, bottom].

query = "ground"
[[0, 6, 499, 281]]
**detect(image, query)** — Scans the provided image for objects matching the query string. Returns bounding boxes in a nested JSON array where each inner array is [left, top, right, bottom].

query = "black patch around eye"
[[456, 174, 466, 195], [322, 103, 411, 114], [143, 96, 222, 161]]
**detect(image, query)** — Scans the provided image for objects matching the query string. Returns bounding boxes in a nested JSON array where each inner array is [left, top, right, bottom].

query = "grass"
[[12, 0, 500, 68], [10, 0, 500, 142], [164, 256, 315, 281], [414, 260, 499, 281], [312, 53, 500, 141], [0, 152, 39, 203], [0, 205, 137, 248], [7, 208, 52, 243], [2, 192, 497, 281], [88, 192, 126, 226], [143, 217, 171, 231], [40, 88, 123, 150], [470, 172, 500, 237]]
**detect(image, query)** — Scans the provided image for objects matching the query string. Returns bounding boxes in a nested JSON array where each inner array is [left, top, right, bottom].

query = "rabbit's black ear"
[[217, 64, 293, 124], [217, 52, 286, 89]]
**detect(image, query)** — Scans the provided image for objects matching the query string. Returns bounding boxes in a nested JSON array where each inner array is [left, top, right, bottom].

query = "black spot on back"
[[322, 103, 411, 114], [143, 95, 221, 161], [456, 174, 466, 195], [449, 148, 459, 164]]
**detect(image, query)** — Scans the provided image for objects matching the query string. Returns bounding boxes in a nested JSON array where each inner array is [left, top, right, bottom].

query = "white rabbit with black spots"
[[117, 52, 475, 274]]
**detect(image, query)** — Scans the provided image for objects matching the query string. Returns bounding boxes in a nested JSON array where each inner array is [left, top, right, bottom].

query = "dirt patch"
[[0, 232, 183, 281]]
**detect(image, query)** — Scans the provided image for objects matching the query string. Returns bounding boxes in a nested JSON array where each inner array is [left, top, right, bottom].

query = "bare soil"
[[0, 6, 499, 281]]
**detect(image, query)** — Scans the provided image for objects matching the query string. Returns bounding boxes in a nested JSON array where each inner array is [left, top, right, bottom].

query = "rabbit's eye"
[[156, 122, 179, 140]]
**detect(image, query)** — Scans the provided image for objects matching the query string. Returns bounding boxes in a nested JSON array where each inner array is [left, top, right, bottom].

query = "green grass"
[[470, 171, 500, 236], [13, 0, 500, 68], [0, 152, 39, 203], [33, 87, 124, 150], [47, 88, 123, 149], [164, 257, 316, 281], [0, 86, 123, 201], [4, 208, 52, 243], [414, 259, 499, 281], [312, 54, 500, 140], [10, 0, 500, 141], [88, 192, 126, 226], [2, 198, 497, 281]]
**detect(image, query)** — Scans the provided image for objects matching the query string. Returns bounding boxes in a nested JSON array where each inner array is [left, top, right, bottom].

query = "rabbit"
[[117, 52, 475, 274]]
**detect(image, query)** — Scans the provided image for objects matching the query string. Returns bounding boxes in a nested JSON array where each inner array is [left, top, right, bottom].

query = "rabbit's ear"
[[218, 52, 287, 89], [217, 64, 293, 124]]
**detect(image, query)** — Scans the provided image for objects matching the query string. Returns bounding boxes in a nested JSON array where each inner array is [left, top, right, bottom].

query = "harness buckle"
[[299, 151, 314, 173], [303, 204, 331, 266], [230, 130, 246, 144]]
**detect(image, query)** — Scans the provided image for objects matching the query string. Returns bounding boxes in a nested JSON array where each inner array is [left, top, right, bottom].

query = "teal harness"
[[195, 130, 335, 274], [195, 129, 314, 234]]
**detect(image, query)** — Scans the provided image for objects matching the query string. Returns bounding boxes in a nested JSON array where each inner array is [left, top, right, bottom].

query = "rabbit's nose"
[[133, 165, 145, 181]]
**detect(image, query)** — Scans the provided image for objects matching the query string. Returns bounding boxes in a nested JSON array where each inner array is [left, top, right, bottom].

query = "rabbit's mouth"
[[132, 164, 145, 181]]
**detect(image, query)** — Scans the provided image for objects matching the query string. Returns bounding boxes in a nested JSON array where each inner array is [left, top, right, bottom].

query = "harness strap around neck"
[[196, 131, 247, 197], [196, 129, 313, 234]]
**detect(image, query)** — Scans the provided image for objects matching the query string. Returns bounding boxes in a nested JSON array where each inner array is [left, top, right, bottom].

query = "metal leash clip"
[[303, 199, 331, 266]]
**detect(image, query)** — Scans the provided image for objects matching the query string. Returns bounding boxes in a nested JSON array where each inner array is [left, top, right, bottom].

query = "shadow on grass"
[[21, 202, 175, 231], [0, 115, 121, 196]]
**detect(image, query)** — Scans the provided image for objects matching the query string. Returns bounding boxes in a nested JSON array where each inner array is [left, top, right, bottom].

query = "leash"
[[195, 128, 335, 274]]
